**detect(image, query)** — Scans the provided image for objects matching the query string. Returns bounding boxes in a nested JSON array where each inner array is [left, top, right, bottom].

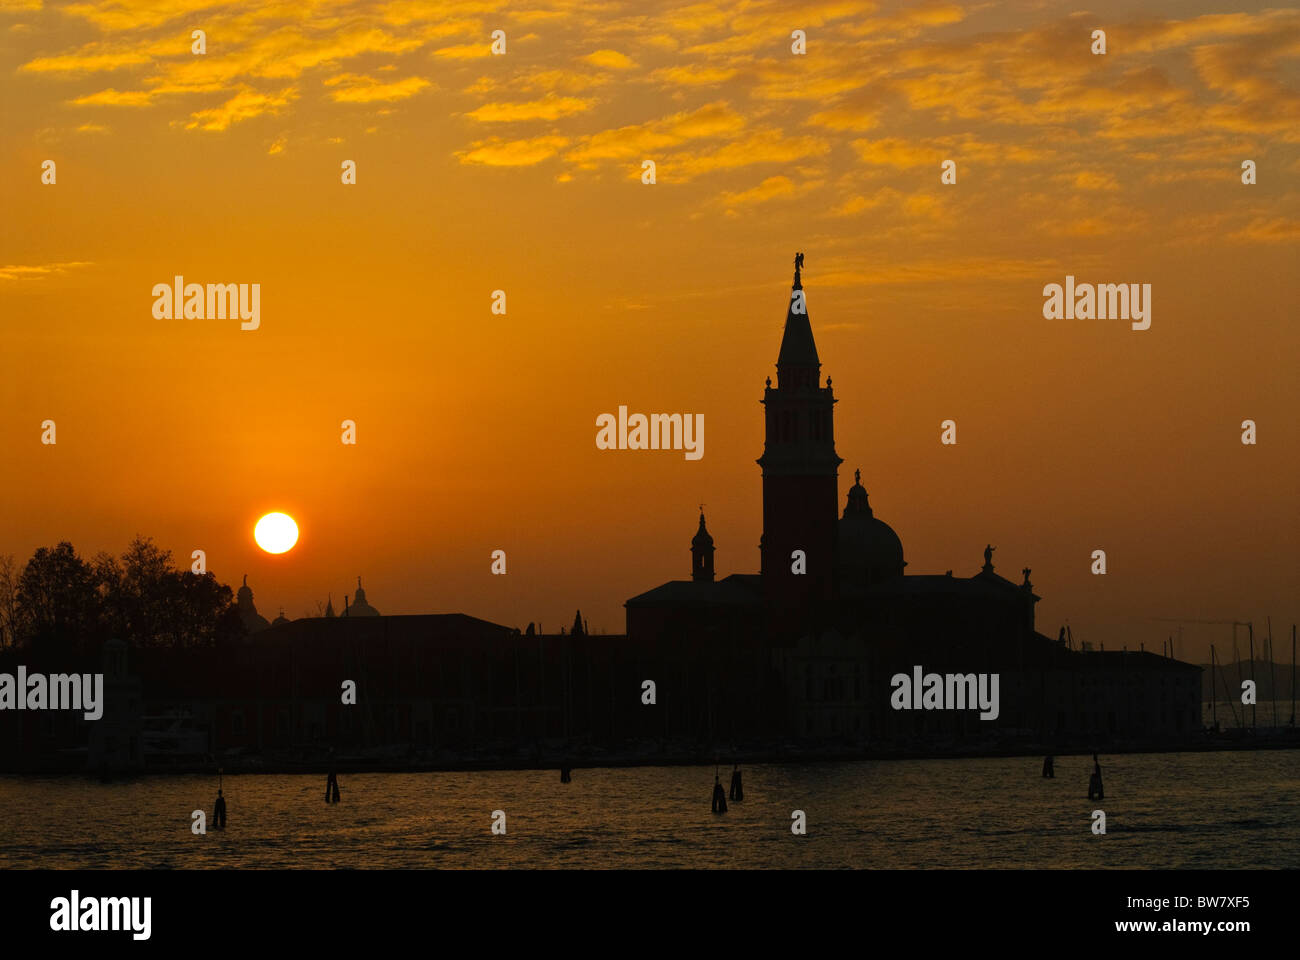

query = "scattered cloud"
[[1227, 217, 1300, 244], [70, 88, 155, 106], [581, 49, 636, 70], [0, 261, 94, 282], [718, 174, 822, 210], [1, 0, 1294, 257], [323, 73, 432, 103], [183, 86, 298, 131], [457, 134, 569, 166], [464, 95, 594, 123], [1070, 171, 1120, 191], [432, 41, 491, 60], [563, 101, 746, 167]]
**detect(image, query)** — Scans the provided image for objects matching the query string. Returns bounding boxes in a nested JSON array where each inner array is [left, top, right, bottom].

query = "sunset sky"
[[1, 0, 1296, 661]]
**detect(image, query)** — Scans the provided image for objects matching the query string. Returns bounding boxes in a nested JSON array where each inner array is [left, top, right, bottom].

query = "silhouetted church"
[[627, 255, 1034, 633], [44, 257, 1199, 767], [626, 256, 1201, 741], [237, 575, 270, 634]]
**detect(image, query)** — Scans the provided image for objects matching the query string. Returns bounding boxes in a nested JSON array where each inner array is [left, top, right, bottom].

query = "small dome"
[[838, 470, 904, 584], [236, 574, 270, 633], [348, 577, 380, 617], [845, 482, 869, 516]]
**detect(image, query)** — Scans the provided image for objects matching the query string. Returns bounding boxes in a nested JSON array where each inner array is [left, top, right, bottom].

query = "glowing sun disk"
[[255, 513, 299, 554]]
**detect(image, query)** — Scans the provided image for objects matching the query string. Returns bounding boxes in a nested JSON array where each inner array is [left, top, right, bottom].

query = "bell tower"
[[758, 253, 841, 610], [691, 509, 715, 582]]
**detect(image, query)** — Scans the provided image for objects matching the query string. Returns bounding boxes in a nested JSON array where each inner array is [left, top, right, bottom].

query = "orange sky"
[[1, 0, 1297, 661]]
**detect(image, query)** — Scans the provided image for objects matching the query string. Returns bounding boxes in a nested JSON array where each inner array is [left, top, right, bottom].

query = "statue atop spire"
[[776, 252, 819, 376]]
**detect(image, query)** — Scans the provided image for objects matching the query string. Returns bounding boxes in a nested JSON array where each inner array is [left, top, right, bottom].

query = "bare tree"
[[0, 554, 18, 649]]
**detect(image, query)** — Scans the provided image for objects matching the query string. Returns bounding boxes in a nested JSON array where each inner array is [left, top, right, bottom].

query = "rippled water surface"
[[2, 751, 1297, 868]]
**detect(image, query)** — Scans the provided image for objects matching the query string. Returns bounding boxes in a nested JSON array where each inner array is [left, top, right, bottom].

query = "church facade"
[[626, 256, 1201, 747]]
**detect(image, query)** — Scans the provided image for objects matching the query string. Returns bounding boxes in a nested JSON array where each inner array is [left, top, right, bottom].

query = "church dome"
[[347, 577, 380, 617], [236, 574, 270, 633], [837, 470, 904, 584]]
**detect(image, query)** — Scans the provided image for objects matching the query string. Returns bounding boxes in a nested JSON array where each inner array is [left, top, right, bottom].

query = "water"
[[1204, 699, 1295, 728], [2, 750, 1297, 868]]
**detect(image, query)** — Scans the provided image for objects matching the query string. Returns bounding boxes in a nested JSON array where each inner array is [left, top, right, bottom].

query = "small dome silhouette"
[[236, 574, 270, 633], [838, 470, 904, 584], [347, 576, 380, 617]]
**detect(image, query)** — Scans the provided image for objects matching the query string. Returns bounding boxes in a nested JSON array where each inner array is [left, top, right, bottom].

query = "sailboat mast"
[[1210, 645, 1217, 729], [1249, 622, 1257, 732], [1267, 617, 1277, 730], [1218, 642, 1241, 728]]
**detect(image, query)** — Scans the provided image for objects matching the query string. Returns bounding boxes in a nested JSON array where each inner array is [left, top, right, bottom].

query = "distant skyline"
[[1, 0, 1296, 662]]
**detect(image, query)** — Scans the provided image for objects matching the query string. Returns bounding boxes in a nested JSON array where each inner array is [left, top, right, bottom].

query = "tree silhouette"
[[6, 537, 240, 652], [0, 554, 18, 650], [15, 542, 102, 656]]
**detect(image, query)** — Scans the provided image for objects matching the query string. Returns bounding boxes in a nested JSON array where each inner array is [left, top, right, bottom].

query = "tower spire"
[[776, 252, 819, 386], [692, 508, 716, 582], [758, 253, 841, 611]]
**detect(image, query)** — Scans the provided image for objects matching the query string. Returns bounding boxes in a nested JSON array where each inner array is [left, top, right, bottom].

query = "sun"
[[254, 513, 299, 554]]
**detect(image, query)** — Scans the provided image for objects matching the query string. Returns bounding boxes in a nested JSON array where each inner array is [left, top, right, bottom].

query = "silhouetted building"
[[625, 255, 1201, 743], [759, 255, 841, 613], [1, 257, 1206, 770], [87, 636, 144, 773], [345, 577, 380, 617], [237, 575, 270, 635], [692, 512, 715, 582], [839, 469, 905, 587]]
